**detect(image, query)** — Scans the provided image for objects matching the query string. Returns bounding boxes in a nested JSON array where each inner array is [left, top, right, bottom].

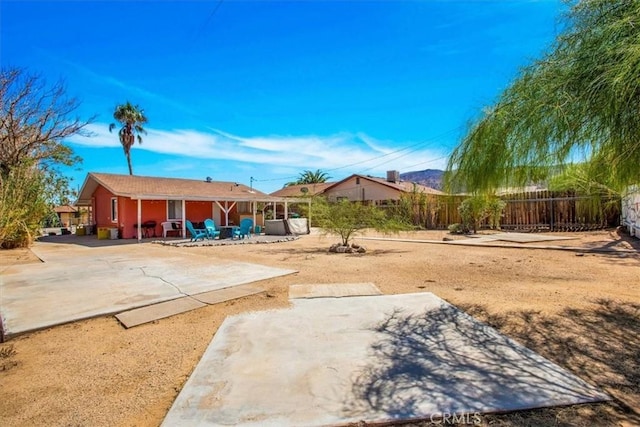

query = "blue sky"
[[2, 0, 565, 193]]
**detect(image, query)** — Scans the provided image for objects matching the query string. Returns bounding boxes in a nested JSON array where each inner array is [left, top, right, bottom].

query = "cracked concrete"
[[0, 240, 296, 338]]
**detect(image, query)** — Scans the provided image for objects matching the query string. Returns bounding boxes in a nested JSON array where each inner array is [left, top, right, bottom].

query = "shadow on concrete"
[[343, 305, 611, 424], [35, 234, 179, 248], [457, 300, 640, 426]]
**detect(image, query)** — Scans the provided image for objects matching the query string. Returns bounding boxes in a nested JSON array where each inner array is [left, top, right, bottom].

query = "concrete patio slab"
[[0, 241, 296, 338], [116, 297, 207, 328], [289, 282, 382, 299], [163, 292, 609, 427], [115, 285, 266, 328], [195, 284, 265, 305]]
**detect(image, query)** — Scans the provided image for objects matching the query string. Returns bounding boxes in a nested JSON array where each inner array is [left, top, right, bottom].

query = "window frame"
[[167, 200, 183, 221], [110, 197, 118, 223]]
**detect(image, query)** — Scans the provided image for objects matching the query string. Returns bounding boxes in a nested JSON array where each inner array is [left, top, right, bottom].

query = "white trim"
[[110, 197, 118, 223], [167, 199, 183, 221], [137, 199, 142, 242], [181, 200, 186, 238], [215, 200, 237, 225]]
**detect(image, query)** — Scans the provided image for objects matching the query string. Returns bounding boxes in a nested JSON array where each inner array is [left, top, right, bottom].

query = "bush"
[[457, 196, 488, 233], [456, 195, 507, 233], [312, 197, 410, 246], [0, 165, 50, 249]]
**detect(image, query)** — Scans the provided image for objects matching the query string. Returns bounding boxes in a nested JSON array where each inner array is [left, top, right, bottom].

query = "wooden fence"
[[394, 191, 620, 231], [498, 190, 620, 232]]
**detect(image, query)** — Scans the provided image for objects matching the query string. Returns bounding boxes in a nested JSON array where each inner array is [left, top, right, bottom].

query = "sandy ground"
[[0, 228, 639, 426]]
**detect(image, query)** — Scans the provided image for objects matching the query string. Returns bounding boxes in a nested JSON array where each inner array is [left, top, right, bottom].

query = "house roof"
[[269, 182, 333, 198], [322, 174, 444, 195], [76, 173, 302, 205], [53, 205, 78, 213]]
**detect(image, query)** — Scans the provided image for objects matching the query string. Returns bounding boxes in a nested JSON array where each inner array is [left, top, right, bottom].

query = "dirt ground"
[[0, 228, 638, 427]]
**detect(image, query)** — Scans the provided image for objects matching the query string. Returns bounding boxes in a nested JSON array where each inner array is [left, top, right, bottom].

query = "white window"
[[110, 198, 118, 223], [167, 200, 182, 220]]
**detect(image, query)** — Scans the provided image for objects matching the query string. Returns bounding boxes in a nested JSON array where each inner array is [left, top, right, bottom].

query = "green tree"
[[0, 67, 91, 248], [548, 163, 621, 226], [446, 1, 640, 194], [286, 169, 331, 187], [109, 101, 147, 175], [312, 197, 408, 247]]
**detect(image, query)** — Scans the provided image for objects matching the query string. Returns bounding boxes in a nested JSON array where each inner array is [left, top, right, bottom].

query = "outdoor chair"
[[233, 218, 253, 240], [161, 221, 182, 238], [204, 218, 221, 240], [186, 220, 208, 242]]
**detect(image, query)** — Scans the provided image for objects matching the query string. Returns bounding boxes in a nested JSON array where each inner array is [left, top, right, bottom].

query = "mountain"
[[400, 169, 445, 190]]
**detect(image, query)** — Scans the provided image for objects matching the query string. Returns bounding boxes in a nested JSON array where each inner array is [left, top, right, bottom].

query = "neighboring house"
[[53, 205, 78, 227], [321, 171, 444, 204], [76, 173, 305, 240], [270, 171, 443, 207], [53, 205, 91, 227], [268, 171, 443, 221], [270, 182, 333, 198]]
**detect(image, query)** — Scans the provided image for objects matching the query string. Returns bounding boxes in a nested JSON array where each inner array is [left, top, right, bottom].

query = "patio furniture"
[[134, 220, 157, 238], [204, 219, 221, 240], [218, 226, 238, 239], [186, 220, 208, 241], [233, 218, 253, 239], [161, 221, 182, 238]]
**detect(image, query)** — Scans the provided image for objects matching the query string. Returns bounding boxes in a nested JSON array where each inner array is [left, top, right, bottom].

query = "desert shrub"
[[486, 197, 507, 229], [456, 195, 508, 233], [457, 196, 489, 233], [312, 197, 409, 246]]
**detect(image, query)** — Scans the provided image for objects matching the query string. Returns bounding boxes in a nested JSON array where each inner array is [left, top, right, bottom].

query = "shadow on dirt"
[[342, 299, 639, 427], [458, 299, 640, 426]]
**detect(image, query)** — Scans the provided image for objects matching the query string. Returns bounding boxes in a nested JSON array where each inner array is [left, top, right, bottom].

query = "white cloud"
[[66, 123, 449, 176]]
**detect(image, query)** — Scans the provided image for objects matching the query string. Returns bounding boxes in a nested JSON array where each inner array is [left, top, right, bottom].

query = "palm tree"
[[109, 102, 148, 175], [286, 169, 330, 187]]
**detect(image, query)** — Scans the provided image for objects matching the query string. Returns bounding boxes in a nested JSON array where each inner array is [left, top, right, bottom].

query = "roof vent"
[[205, 177, 212, 183], [300, 187, 309, 194]]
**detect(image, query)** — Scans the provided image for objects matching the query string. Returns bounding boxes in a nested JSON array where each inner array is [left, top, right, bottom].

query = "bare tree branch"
[[0, 67, 95, 175]]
